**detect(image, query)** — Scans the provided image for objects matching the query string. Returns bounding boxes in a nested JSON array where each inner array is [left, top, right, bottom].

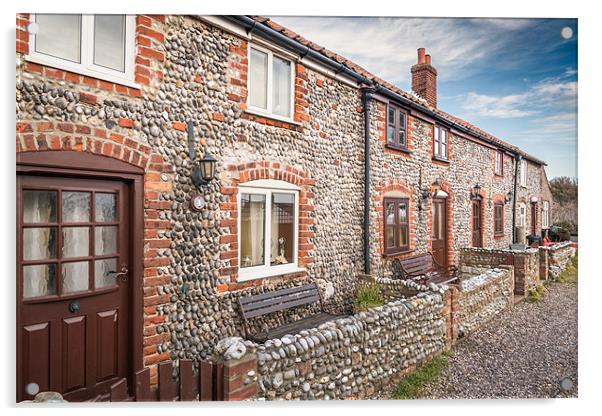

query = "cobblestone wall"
[[249, 290, 448, 400], [539, 242, 575, 280], [456, 266, 514, 336]]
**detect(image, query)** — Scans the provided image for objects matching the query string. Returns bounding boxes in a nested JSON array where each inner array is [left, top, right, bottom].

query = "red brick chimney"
[[411, 48, 438, 108]]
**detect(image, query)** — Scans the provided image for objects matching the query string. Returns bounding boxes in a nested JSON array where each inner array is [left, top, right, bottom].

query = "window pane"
[[441, 142, 447, 158], [62, 227, 89, 258], [23, 264, 56, 298], [35, 14, 81, 63], [23, 190, 57, 223], [95, 226, 118, 255], [434, 139, 439, 156], [271, 193, 295, 265], [62, 192, 91, 222], [240, 193, 265, 268], [95, 193, 117, 222], [398, 203, 407, 223], [388, 107, 395, 124], [398, 130, 406, 146], [94, 15, 126, 72], [400, 225, 408, 247], [62, 261, 89, 294], [387, 126, 395, 143], [23, 227, 57, 261], [399, 111, 406, 129], [272, 56, 292, 117], [385, 202, 395, 225], [385, 226, 395, 248], [250, 48, 268, 109], [95, 258, 118, 288]]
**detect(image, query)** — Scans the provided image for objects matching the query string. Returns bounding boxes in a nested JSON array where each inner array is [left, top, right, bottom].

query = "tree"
[[550, 177, 578, 205]]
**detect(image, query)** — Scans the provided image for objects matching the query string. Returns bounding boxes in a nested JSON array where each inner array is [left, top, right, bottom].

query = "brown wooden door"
[[17, 175, 130, 402], [531, 203, 537, 235], [431, 198, 448, 266], [472, 199, 482, 247]]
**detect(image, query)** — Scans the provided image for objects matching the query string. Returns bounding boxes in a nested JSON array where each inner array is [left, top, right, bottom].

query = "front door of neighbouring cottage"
[[431, 198, 448, 267], [16, 174, 131, 402], [471, 199, 483, 247]]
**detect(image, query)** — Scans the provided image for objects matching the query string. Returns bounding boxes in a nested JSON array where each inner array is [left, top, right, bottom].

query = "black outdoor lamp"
[[504, 190, 513, 204], [187, 121, 217, 189], [419, 189, 431, 211], [471, 183, 482, 199]]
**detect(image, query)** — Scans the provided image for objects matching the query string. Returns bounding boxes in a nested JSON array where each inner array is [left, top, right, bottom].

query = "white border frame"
[[25, 14, 138, 88], [237, 179, 302, 281], [247, 43, 296, 123]]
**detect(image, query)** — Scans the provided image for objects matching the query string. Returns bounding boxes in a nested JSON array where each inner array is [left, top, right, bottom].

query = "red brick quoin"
[[217, 161, 316, 292], [16, 121, 174, 384]]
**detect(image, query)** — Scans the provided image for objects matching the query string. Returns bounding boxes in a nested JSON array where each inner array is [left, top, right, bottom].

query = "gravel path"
[[417, 281, 578, 399]]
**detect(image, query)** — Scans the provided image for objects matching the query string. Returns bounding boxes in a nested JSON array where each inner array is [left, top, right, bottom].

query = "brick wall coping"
[[538, 241, 573, 251], [461, 247, 539, 255]]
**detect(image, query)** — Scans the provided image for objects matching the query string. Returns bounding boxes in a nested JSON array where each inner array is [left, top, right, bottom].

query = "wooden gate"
[[108, 359, 224, 402]]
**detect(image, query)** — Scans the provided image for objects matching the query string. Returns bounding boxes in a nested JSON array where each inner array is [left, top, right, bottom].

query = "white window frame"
[[25, 14, 138, 88], [518, 202, 527, 227], [520, 159, 527, 187], [495, 151, 503, 175], [542, 200, 550, 229], [247, 43, 296, 123], [433, 125, 449, 160], [237, 179, 302, 281]]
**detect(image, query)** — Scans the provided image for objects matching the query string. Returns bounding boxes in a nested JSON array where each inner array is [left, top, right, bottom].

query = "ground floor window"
[[518, 202, 527, 227], [238, 180, 299, 280], [384, 197, 410, 254], [542, 200, 550, 229], [494, 202, 504, 236]]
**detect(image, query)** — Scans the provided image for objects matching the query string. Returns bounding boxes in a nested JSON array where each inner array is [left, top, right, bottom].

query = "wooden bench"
[[238, 282, 342, 343], [392, 252, 459, 285]]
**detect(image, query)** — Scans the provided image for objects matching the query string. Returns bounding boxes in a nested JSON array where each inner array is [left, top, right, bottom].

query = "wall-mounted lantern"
[[504, 190, 513, 204], [187, 121, 217, 189], [419, 189, 431, 211], [530, 196, 539, 203], [470, 183, 482, 200]]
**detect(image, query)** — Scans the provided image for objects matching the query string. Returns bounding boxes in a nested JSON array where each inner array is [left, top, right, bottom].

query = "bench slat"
[[267, 312, 340, 339], [239, 284, 318, 305], [244, 293, 320, 318], [243, 290, 319, 313]]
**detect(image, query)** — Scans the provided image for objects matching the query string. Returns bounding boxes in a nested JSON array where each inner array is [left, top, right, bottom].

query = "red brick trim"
[[217, 161, 315, 289], [226, 37, 309, 132], [427, 180, 455, 266], [374, 180, 417, 261], [16, 120, 173, 378], [17, 13, 165, 97]]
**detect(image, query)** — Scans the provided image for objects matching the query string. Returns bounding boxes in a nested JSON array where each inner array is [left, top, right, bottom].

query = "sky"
[[271, 16, 578, 180]]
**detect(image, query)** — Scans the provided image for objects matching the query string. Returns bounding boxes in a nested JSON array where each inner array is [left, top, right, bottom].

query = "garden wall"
[[228, 289, 450, 400], [460, 247, 539, 295], [539, 242, 575, 280], [456, 266, 514, 337]]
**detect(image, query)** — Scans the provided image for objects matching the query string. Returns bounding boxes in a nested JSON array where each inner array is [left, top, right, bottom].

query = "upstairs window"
[[520, 159, 527, 187], [494, 202, 504, 236], [383, 197, 410, 255], [386, 104, 408, 150], [238, 180, 299, 281], [518, 202, 527, 227], [433, 125, 449, 160], [542, 200, 550, 229], [248, 45, 294, 120], [26, 14, 136, 86], [495, 151, 504, 176]]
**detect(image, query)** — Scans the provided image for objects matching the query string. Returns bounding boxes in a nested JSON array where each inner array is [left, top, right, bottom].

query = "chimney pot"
[[425, 54, 431, 65], [417, 48, 426, 64]]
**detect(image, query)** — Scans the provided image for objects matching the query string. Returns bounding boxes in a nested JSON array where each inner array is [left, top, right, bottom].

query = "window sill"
[[237, 265, 307, 282], [24, 54, 140, 89], [385, 144, 412, 154], [494, 233, 505, 239], [383, 249, 414, 258], [494, 173, 504, 178], [432, 156, 450, 164], [244, 108, 301, 126]]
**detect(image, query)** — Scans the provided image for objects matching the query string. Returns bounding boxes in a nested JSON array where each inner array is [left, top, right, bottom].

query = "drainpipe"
[[512, 153, 522, 243], [361, 86, 376, 275]]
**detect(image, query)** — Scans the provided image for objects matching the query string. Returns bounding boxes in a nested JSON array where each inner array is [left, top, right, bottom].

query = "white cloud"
[[270, 16, 536, 87]]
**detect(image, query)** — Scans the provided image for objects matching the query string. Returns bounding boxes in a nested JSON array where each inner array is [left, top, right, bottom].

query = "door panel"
[[431, 198, 448, 267], [17, 175, 130, 402], [472, 200, 483, 247]]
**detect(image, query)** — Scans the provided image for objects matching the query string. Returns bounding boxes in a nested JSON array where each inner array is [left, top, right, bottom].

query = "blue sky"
[[271, 16, 578, 179]]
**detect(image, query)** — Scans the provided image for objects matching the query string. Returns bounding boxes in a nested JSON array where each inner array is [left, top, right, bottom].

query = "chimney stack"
[[411, 48, 438, 107]]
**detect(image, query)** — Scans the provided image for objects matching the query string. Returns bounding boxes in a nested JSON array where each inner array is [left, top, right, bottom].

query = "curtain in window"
[[240, 194, 265, 268], [272, 56, 291, 117]]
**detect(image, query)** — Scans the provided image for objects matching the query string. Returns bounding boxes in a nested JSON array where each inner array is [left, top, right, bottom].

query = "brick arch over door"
[[218, 161, 316, 291], [374, 180, 417, 259], [428, 180, 455, 266], [16, 129, 177, 376]]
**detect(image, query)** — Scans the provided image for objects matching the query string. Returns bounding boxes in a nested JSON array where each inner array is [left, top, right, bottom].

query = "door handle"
[[108, 265, 129, 283]]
